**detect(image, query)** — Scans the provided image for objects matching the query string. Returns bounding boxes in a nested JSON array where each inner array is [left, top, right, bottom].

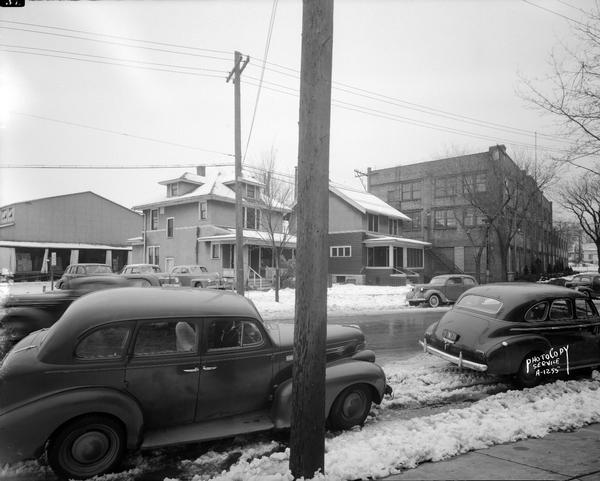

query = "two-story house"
[[131, 166, 295, 286], [327, 184, 430, 285]]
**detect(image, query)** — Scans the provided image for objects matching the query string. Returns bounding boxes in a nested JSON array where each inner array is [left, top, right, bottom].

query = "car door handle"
[[202, 365, 217, 371], [182, 367, 200, 373]]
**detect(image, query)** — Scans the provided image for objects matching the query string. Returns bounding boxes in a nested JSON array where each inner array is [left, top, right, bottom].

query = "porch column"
[[388, 245, 393, 268], [70, 249, 79, 264], [403, 247, 408, 268], [105, 250, 112, 268]]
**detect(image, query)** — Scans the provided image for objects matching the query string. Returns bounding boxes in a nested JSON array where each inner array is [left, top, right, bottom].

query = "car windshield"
[[138, 265, 160, 273], [456, 294, 503, 314], [429, 276, 446, 285], [86, 265, 112, 274], [191, 266, 208, 273]]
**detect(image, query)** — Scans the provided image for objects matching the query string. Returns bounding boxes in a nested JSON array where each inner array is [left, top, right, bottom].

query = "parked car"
[[120, 264, 179, 287], [420, 283, 600, 388], [0, 287, 390, 479], [0, 276, 142, 357], [565, 272, 600, 299], [168, 264, 227, 288], [406, 274, 478, 307], [55, 263, 114, 289]]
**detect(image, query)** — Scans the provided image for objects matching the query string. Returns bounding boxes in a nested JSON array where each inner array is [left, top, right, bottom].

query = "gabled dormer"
[[159, 167, 207, 198]]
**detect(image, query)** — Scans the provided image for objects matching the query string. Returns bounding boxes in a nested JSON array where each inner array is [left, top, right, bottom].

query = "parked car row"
[[0, 287, 391, 479]]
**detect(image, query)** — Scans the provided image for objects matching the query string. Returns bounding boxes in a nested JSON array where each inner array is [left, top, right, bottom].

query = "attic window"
[[246, 184, 257, 199], [168, 183, 179, 197]]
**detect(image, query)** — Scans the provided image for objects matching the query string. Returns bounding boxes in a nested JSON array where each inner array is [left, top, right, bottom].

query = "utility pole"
[[227, 51, 249, 296], [290, 0, 334, 479]]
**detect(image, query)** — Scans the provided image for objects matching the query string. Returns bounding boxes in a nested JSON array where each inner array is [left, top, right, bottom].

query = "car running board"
[[141, 410, 274, 449]]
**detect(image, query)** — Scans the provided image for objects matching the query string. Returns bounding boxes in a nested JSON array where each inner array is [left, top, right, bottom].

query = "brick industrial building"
[[367, 145, 569, 282]]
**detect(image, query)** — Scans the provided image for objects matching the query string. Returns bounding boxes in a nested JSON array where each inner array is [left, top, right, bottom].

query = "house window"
[[405, 211, 421, 231], [434, 176, 457, 198], [211, 243, 221, 259], [368, 213, 379, 232], [367, 246, 389, 267], [244, 207, 260, 229], [434, 209, 457, 228], [406, 248, 424, 268], [167, 183, 179, 197], [150, 209, 158, 230], [330, 246, 351, 257], [388, 218, 400, 236], [222, 245, 234, 269], [401, 181, 421, 201], [167, 217, 174, 238], [148, 246, 159, 265], [246, 184, 257, 199], [463, 208, 484, 227], [200, 202, 208, 220], [463, 173, 487, 193]]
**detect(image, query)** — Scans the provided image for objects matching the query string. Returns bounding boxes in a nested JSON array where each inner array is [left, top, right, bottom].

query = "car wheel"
[[139, 279, 152, 287], [327, 384, 372, 431], [515, 352, 543, 388], [47, 415, 125, 480], [428, 294, 441, 308]]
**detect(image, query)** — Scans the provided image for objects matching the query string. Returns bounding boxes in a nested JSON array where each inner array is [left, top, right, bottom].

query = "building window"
[[463, 208, 485, 227], [167, 217, 174, 238], [463, 172, 487, 193], [330, 246, 351, 257], [406, 248, 423, 268], [200, 202, 208, 220], [244, 207, 260, 229], [167, 183, 179, 197], [401, 181, 421, 201], [246, 184, 257, 199], [368, 213, 379, 232], [434, 176, 457, 198], [211, 243, 221, 259], [150, 209, 159, 230], [148, 246, 159, 265], [222, 245, 234, 269], [434, 209, 457, 229], [367, 246, 389, 267], [388, 218, 400, 236], [405, 211, 421, 231]]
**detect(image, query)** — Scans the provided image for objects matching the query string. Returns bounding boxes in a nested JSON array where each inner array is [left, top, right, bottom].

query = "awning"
[[363, 236, 431, 248], [197, 229, 297, 248]]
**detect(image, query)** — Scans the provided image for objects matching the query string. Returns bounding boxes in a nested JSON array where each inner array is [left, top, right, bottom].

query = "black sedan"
[[420, 283, 600, 387], [0, 287, 389, 479]]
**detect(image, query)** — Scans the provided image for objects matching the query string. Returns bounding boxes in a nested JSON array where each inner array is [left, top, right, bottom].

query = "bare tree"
[[462, 147, 559, 281], [560, 174, 600, 273], [520, 3, 600, 176], [251, 149, 296, 302]]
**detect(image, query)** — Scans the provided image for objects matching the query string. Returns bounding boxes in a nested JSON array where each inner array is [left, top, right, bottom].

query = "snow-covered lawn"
[[1, 283, 599, 481]]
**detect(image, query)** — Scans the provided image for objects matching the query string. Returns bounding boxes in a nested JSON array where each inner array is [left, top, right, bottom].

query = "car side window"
[[575, 298, 596, 319], [207, 319, 264, 350], [525, 302, 548, 322], [463, 278, 476, 286], [75, 326, 130, 360], [133, 320, 198, 356], [549, 299, 573, 321], [447, 277, 462, 285]]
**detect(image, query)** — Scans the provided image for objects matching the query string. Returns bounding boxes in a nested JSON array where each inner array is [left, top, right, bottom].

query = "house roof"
[[329, 184, 411, 221], [197, 228, 296, 247], [363, 235, 431, 248]]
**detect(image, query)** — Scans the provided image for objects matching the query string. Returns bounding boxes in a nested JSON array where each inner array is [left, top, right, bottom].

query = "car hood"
[[269, 322, 365, 351], [2, 291, 77, 308]]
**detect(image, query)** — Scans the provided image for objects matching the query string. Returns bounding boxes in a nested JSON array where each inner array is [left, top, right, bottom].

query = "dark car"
[[55, 263, 114, 289], [406, 274, 478, 307], [168, 264, 228, 288], [420, 283, 600, 388], [565, 272, 600, 299], [120, 264, 179, 287], [0, 287, 390, 479], [0, 276, 141, 356]]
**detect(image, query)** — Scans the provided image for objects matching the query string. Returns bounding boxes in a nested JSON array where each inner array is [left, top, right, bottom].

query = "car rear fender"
[[0, 387, 144, 462], [270, 356, 387, 429], [485, 335, 552, 374]]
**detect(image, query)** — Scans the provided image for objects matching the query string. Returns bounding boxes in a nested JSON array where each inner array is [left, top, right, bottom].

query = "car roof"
[[431, 274, 474, 279], [39, 287, 262, 362], [456, 282, 590, 319]]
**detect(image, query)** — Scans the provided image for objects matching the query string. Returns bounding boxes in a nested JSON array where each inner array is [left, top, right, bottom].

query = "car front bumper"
[[419, 339, 488, 372]]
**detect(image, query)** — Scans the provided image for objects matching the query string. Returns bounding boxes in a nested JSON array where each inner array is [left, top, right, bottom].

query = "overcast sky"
[[0, 0, 595, 211]]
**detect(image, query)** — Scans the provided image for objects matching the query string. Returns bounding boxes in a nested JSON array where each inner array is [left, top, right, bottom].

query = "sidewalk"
[[385, 423, 600, 480]]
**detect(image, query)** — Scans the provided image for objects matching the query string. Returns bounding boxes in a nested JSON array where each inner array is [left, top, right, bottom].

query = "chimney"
[[196, 165, 206, 177]]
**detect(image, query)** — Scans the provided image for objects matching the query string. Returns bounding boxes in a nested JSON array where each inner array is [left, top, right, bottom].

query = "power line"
[[521, 0, 589, 28], [243, 0, 279, 162], [12, 112, 235, 157]]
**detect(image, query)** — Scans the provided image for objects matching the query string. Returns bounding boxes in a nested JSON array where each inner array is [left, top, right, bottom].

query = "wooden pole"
[[290, 0, 334, 478]]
